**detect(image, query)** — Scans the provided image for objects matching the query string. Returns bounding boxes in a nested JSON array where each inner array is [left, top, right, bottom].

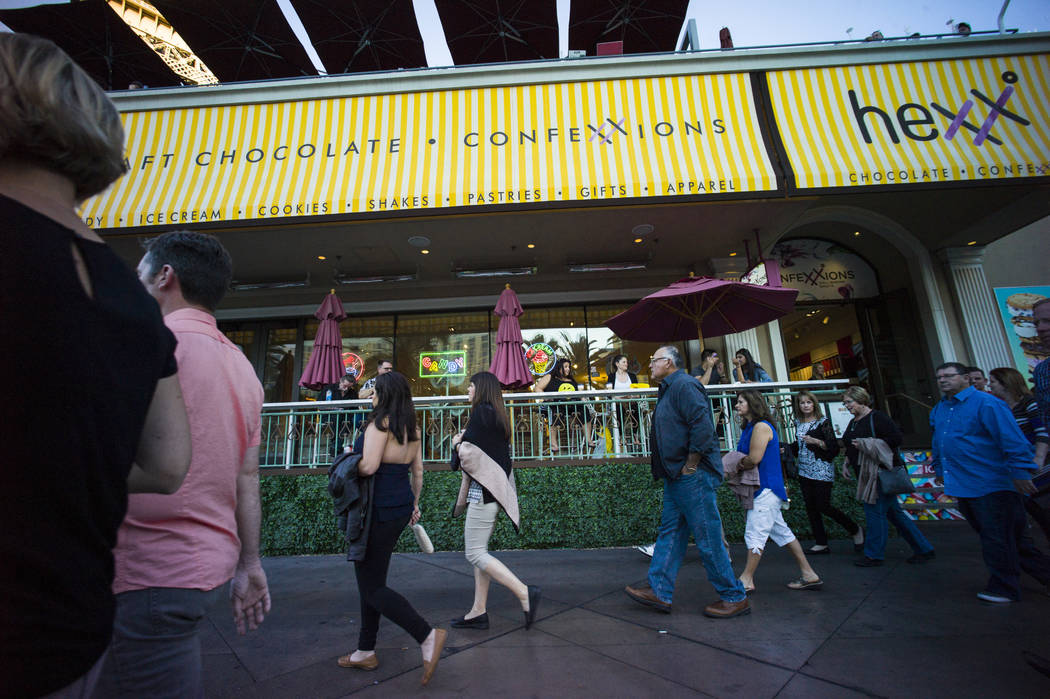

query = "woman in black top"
[[840, 386, 935, 566], [0, 33, 192, 698], [338, 372, 446, 685], [537, 358, 580, 452], [449, 372, 540, 630]]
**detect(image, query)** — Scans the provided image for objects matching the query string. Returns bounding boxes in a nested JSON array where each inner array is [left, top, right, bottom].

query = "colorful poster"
[[993, 286, 1050, 379], [524, 343, 556, 376], [899, 450, 963, 521]]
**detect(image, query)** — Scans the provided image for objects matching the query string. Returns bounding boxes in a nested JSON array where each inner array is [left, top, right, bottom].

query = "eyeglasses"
[[649, 355, 671, 364]]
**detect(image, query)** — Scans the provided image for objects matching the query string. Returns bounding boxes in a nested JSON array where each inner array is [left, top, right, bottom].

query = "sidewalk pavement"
[[203, 522, 1050, 698]]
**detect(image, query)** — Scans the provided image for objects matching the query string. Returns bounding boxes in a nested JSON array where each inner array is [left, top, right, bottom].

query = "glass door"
[[856, 289, 935, 445]]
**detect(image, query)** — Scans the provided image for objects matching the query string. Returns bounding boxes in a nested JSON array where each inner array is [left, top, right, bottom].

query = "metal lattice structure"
[[107, 0, 218, 85]]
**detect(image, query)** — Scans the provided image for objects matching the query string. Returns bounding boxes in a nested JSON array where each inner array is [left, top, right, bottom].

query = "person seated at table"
[[731, 348, 773, 383], [536, 358, 581, 452], [692, 349, 725, 386]]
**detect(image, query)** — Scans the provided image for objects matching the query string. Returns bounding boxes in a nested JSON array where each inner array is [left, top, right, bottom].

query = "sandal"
[[739, 579, 755, 594], [787, 577, 823, 590]]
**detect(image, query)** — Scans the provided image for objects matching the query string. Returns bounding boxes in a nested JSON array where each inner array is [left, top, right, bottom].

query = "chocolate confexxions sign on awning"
[[80, 73, 778, 229], [766, 54, 1050, 190]]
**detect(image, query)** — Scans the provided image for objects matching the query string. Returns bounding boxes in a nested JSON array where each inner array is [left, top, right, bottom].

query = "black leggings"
[[798, 476, 859, 546], [353, 512, 431, 651]]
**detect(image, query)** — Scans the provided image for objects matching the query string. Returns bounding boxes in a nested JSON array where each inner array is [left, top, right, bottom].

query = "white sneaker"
[[635, 543, 655, 557], [976, 591, 1014, 603]]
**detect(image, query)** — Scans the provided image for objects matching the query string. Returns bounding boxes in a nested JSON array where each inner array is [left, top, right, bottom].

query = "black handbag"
[[781, 444, 798, 479], [867, 413, 913, 495], [878, 464, 914, 495]]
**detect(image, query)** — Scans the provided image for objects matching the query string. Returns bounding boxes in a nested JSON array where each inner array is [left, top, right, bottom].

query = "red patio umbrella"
[[489, 284, 534, 390], [604, 275, 798, 348], [299, 290, 348, 390]]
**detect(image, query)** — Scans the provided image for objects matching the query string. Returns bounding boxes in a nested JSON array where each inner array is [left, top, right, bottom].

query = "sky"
[[3, 0, 1049, 70]]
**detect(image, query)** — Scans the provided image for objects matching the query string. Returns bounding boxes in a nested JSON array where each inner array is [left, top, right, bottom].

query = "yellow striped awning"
[[766, 54, 1050, 190], [81, 73, 777, 229]]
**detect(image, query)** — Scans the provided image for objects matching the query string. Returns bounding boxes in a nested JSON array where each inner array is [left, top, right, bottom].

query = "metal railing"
[[260, 380, 851, 470]]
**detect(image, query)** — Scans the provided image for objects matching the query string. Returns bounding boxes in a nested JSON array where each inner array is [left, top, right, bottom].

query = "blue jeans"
[[958, 490, 1050, 600], [648, 469, 746, 604], [863, 492, 934, 560], [95, 585, 226, 699]]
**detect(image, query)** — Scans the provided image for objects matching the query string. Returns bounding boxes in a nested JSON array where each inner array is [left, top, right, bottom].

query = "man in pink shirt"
[[97, 231, 270, 697]]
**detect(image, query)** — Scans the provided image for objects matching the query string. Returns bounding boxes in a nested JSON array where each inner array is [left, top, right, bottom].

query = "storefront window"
[[395, 311, 489, 397], [263, 325, 299, 403], [302, 315, 395, 398], [586, 304, 668, 387]]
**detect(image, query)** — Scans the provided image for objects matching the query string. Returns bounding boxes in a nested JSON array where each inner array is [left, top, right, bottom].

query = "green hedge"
[[260, 464, 866, 557]]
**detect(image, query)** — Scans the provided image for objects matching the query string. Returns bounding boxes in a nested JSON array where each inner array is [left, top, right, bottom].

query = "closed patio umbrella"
[[299, 290, 347, 390], [489, 284, 534, 390], [604, 275, 798, 348]]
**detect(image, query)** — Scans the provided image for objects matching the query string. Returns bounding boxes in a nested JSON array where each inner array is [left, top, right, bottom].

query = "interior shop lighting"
[[568, 261, 647, 273], [335, 272, 417, 285], [454, 266, 537, 278], [231, 275, 310, 291]]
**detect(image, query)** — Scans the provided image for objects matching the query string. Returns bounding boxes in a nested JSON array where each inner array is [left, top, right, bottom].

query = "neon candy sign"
[[419, 351, 467, 378]]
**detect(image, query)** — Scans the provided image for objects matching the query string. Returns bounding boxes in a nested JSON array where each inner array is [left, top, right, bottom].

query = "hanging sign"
[[419, 351, 467, 378], [524, 343, 556, 376], [742, 239, 879, 301]]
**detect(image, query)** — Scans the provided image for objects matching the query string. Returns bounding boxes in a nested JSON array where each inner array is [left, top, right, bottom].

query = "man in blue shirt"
[[624, 346, 749, 618], [930, 362, 1050, 603]]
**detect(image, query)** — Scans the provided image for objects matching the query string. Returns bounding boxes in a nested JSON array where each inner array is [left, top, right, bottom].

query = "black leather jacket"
[[328, 451, 374, 561]]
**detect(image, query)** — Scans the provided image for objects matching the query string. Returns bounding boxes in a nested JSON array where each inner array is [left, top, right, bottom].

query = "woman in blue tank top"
[[735, 391, 824, 593]]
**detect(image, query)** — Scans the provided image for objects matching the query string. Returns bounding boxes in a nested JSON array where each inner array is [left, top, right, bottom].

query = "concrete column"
[[767, 319, 789, 381], [939, 246, 1012, 370]]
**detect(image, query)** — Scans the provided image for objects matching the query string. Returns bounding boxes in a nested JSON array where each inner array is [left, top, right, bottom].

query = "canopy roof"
[[293, 0, 426, 74], [569, 0, 688, 55], [0, 0, 180, 89], [434, 0, 558, 65]]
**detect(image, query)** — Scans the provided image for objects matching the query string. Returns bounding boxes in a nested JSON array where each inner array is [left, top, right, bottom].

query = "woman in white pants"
[[450, 372, 540, 630], [735, 390, 823, 593]]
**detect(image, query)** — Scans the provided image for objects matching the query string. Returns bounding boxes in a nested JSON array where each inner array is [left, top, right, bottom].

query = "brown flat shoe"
[[337, 653, 378, 670], [421, 628, 448, 686], [625, 583, 672, 613], [703, 598, 751, 619]]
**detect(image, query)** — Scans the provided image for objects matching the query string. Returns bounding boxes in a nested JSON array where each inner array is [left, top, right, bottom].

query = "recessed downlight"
[[317, 255, 327, 260], [420, 249, 430, 255], [967, 240, 977, 246], [729, 252, 738, 257], [633, 237, 643, 244], [527, 243, 536, 249]]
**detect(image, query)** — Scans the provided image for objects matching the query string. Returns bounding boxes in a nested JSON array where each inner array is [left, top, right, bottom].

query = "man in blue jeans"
[[625, 346, 749, 618], [931, 361, 1050, 603]]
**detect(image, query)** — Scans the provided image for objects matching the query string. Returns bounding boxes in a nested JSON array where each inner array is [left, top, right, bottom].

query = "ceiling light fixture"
[[420, 249, 430, 255], [231, 275, 311, 291], [317, 255, 327, 260], [568, 261, 647, 273], [335, 272, 417, 285], [822, 316, 830, 324], [633, 237, 644, 244], [853, 231, 861, 236], [967, 240, 978, 246], [454, 266, 537, 278], [527, 243, 536, 249], [729, 252, 738, 257]]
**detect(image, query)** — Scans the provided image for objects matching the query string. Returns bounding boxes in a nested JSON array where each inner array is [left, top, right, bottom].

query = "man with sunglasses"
[[625, 346, 749, 618], [930, 361, 1050, 603]]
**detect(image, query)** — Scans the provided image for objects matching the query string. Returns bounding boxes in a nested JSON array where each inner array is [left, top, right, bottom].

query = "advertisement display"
[[81, 73, 777, 228], [993, 286, 1050, 378], [742, 239, 879, 301], [767, 54, 1050, 190]]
